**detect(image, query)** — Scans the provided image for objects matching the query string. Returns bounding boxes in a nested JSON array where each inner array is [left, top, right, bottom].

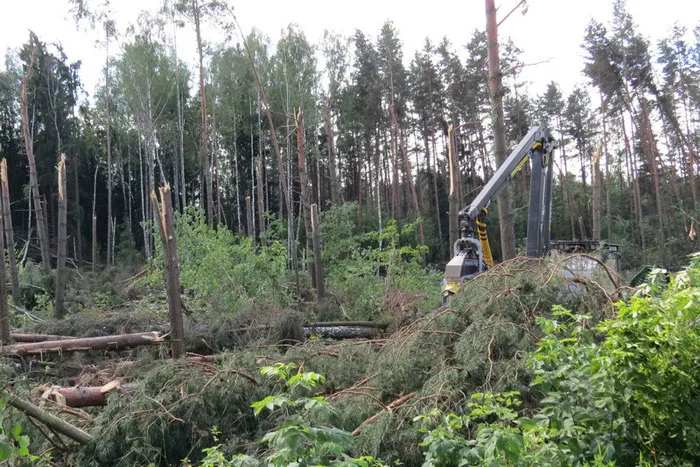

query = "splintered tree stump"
[[0, 332, 164, 356]]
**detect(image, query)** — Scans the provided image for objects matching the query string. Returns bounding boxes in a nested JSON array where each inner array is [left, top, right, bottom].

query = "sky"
[[1, 0, 699, 101]]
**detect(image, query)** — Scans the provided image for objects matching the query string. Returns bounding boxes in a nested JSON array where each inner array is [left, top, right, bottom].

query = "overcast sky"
[[1, 0, 699, 101]]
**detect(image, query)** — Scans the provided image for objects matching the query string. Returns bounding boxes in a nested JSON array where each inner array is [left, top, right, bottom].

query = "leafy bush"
[[148, 208, 290, 314]]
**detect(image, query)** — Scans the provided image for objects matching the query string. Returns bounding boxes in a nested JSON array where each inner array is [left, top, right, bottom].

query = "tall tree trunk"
[[600, 91, 612, 241], [311, 203, 325, 300], [193, 0, 212, 226], [622, 114, 646, 255], [447, 124, 461, 253], [431, 135, 445, 259], [485, 0, 515, 260], [55, 156, 67, 319], [388, 102, 400, 219], [106, 41, 113, 266], [392, 105, 424, 245], [256, 155, 265, 244], [592, 148, 602, 241], [1, 160, 20, 306], [20, 50, 50, 274], [639, 99, 665, 260], [324, 97, 340, 206], [296, 110, 315, 288], [92, 164, 99, 271], [0, 207, 8, 343]]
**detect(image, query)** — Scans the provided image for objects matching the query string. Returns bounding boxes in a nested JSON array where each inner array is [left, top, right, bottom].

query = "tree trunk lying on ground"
[[43, 382, 138, 408], [2, 389, 94, 445], [10, 333, 74, 343], [1, 332, 164, 356]]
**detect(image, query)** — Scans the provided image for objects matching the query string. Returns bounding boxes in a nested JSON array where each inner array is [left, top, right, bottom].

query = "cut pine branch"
[[352, 392, 416, 437], [0, 332, 164, 357]]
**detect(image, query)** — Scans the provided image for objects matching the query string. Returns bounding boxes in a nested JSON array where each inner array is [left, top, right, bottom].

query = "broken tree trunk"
[[296, 109, 316, 289], [20, 47, 51, 274], [1, 159, 20, 306], [310, 203, 325, 301], [55, 155, 68, 319], [0, 332, 164, 357], [152, 186, 185, 359], [3, 390, 94, 445], [0, 211, 7, 344]]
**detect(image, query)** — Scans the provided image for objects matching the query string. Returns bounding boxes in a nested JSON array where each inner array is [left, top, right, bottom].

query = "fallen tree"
[[2, 390, 94, 445], [42, 382, 139, 408], [10, 333, 74, 343], [1, 332, 164, 356]]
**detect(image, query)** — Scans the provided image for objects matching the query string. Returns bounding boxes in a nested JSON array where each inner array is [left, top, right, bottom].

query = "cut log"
[[10, 333, 75, 343], [44, 383, 138, 408], [1, 332, 164, 357], [3, 390, 94, 445]]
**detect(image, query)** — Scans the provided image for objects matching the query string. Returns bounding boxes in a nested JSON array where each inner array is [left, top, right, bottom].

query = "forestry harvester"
[[441, 126, 620, 304]]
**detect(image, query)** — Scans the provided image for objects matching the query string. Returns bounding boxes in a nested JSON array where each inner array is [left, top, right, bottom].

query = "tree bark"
[[296, 110, 316, 288], [1, 159, 20, 306], [485, 0, 515, 260], [1, 332, 164, 356], [20, 49, 51, 274], [324, 97, 340, 206], [192, 0, 213, 226], [246, 196, 253, 238], [152, 186, 185, 359], [46, 383, 138, 408], [592, 148, 602, 241], [447, 124, 461, 253], [55, 155, 68, 319], [10, 333, 73, 343], [106, 41, 113, 266], [311, 203, 325, 300], [0, 211, 7, 344], [3, 390, 94, 445], [255, 155, 266, 244], [92, 164, 99, 272]]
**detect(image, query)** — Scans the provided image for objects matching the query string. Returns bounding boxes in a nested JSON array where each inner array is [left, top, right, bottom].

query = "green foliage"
[[0, 398, 36, 464], [148, 207, 290, 314]]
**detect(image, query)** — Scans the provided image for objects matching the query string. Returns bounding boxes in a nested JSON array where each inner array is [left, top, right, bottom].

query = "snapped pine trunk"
[[0, 159, 20, 306], [20, 49, 51, 274], [55, 155, 68, 319], [151, 186, 185, 359], [447, 124, 461, 252], [296, 109, 316, 289]]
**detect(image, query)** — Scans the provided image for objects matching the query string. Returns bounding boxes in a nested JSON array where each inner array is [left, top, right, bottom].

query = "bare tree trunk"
[[388, 102, 400, 219], [192, 0, 212, 226], [431, 135, 445, 259], [311, 203, 324, 300], [20, 50, 50, 274], [447, 124, 462, 252], [2, 390, 94, 445], [246, 196, 253, 238], [324, 97, 340, 206], [600, 91, 612, 241], [0, 207, 8, 343], [296, 110, 316, 288], [151, 186, 184, 359], [1, 332, 164, 357], [55, 155, 68, 319], [485, 0, 515, 260], [592, 149, 602, 241], [391, 104, 424, 244], [106, 43, 113, 267], [1, 160, 20, 306], [92, 164, 99, 272], [255, 155, 265, 244]]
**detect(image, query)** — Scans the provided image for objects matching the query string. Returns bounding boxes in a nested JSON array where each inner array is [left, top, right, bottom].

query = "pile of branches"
[[3, 256, 619, 466]]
